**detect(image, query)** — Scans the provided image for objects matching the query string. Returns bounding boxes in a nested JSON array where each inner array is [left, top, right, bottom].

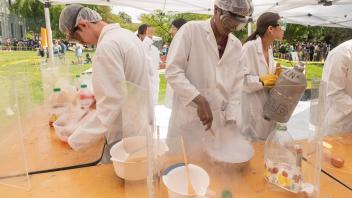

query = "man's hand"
[[193, 95, 213, 130]]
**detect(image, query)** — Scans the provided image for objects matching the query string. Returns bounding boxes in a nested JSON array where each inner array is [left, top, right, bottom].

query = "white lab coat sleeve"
[[325, 51, 352, 115], [165, 25, 200, 106], [68, 111, 106, 151], [68, 42, 125, 150], [241, 45, 263, 93]]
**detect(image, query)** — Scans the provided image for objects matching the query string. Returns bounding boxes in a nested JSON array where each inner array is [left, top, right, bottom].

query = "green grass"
[[0, 51, 93, 109], [275, 59, 323, 88], [0, 51, 324, 110], [158, 74, 167, 104]]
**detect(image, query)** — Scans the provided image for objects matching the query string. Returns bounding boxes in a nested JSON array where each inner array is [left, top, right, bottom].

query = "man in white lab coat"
[[165, 0, 253, 148], [322, 39, 352, 134], [59, 4, 152, 151], [138, 24, 161, 103]]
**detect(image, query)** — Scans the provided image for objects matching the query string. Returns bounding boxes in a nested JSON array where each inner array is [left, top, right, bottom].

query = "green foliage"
[[10, 0, 45, 36], [10, 2, 136, 39], [118, 12, 132, 23], [140, 11, 211, 43], [283, 24, 352, 47]]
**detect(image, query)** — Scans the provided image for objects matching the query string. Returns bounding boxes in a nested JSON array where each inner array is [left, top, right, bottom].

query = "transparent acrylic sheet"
[[0, 76, 30, 190], [317, 79, 352, 189], [40, 62, 77, 106], [108, 81, 152, 198], [260, 83, 322, 197], [148, 83, 322, 198]]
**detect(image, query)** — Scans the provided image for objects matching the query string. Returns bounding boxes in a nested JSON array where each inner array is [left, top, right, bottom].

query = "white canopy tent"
[[280, 3, 352, 28], [39, 0, 352, 59]]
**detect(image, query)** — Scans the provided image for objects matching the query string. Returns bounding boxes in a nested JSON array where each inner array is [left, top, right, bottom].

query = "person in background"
[[309, 43, 315, 61], [6, 38, 11, 51], [165, 0, 253, 149], [75, 43, 83, 64], [164, 18, 187, 108], [38, 41, 45, 58], [84, 53, 92, 64], [241, 12, 285, 140], [321, 39, 352, 134], [138, 24, 161, 104], [59, 4, 152, 151], [53, 39, 62, 58], [58, 40, 67, 60], [169, 18, 187, 38]]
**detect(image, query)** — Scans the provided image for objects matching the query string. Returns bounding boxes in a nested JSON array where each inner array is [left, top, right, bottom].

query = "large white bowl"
[[162, 164, 210, 198], [110, 136, 168, 181]]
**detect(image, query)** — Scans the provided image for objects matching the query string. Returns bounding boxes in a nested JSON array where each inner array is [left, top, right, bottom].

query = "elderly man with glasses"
[[165, 0, 253, 152], [58, 5, 152, 152]]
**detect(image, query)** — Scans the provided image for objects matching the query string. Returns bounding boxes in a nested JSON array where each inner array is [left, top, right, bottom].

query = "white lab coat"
[[68, 24, 152, 151], [143, 37, 161, 103], [240, 37, 277, 140], [165, 20, 243, 150], [322, 39, 352, 134]]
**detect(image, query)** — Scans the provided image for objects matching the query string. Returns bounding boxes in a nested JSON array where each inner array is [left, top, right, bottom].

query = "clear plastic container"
[[49, 87, 69, 127], [79, 84, 95, 110], [264, 123, 302, 193]]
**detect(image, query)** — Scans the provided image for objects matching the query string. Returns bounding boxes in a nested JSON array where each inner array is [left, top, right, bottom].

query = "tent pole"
[[247, 22, 252, 36], [44, 0, 54, 61]]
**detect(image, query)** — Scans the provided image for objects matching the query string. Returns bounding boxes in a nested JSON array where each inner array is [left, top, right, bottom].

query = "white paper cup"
[[162, 164, 209, 198]]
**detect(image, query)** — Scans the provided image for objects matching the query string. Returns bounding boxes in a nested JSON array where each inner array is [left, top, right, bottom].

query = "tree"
[[10, 0, 45, 39], [278, 23, 352, 47], [119, 12, 132, 23], [10, 2, 136, 39], [140, 11, 210, 43]]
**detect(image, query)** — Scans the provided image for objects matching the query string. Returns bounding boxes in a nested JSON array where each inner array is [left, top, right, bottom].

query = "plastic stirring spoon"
[[180, 136, 196, 195]]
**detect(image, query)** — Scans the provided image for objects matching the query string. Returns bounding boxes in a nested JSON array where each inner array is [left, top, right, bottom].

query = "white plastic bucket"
[[162, 164, 210, 198]]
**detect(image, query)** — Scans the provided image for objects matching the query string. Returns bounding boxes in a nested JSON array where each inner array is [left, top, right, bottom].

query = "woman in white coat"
[[241, 12, 285, 140], [165, 0, 253, 151]]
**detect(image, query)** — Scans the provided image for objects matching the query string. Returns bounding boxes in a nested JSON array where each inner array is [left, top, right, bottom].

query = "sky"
[[112, 6, 147, 23]]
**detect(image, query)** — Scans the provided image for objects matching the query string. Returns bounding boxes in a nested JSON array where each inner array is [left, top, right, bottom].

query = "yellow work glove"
[[275, 63, 282, 76], [259, 74, 278, 86]]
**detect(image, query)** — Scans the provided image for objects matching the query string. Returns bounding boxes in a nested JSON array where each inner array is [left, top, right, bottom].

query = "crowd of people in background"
[[0, 27, 333, 65], [0, 37, 94, 65], [275, 41, 331, 62], [0, 38, 40, 51]]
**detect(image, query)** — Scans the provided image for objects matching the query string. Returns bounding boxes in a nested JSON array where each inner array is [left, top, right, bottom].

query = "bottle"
[[221, 190, 232, 198], [74, 74, 81, 91], [264, 123, 302, 193], [79, 84, 95, 110], [263, 62, 307, 123], [49, 87, 68, 127]]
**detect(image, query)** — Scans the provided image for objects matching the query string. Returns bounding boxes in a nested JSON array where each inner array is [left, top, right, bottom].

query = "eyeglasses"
[[273, 18, 287, 31], [220, 9, 248, 31]]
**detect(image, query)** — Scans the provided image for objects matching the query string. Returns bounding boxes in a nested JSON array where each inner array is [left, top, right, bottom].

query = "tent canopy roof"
[[39, 0, 352, 28]]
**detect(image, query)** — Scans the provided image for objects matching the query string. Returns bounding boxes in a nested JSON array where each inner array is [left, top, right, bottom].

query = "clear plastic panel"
[[318, 79, 352, 189], [0, 76, 30, 190], [149, 82, 322, 197], [108, 81, 153, 198], [40, 63, 74, 105]]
